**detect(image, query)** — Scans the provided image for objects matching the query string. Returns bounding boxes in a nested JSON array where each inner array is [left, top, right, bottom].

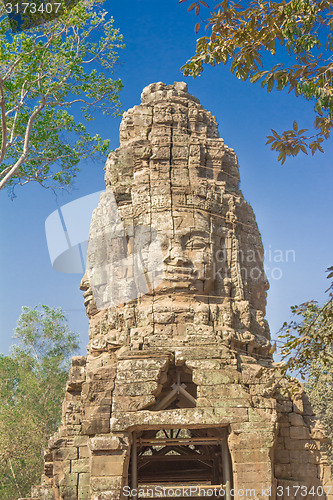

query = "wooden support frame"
[[130, 428, 233, 499], [222, 436, 232, 500], [131, 432, 138, 500], [138, 436, 222, 446], [152, 376, 196, 411]]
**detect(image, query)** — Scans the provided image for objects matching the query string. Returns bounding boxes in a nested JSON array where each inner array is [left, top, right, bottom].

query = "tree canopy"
[[278, 267, 333, 379], [0, 305, 79, 500], [180, 0, 333, 163], [306, 358, 333, 469], [0, 0, 124, 194]]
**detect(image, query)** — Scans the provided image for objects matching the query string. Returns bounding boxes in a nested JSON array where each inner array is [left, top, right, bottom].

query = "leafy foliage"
[[180, 0, 333, 162], [0, 305, 79, 499], [278, 267, 333, 379], [306, 359, 333, 469], [0, 0, 124, 194]]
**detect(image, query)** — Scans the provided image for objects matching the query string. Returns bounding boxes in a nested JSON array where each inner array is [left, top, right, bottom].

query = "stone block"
[[82, 404, 111, 420], [53, 447, 78, 461], [279, 425, 290, 438], [91, 492, 120, 500], [87, 366, 117, 382], [79, 446, 90, 458], [197, 397, 250, 409], [81, 381, 114, 402], [74, 436, 89, 447], [233, 462, 273, 485], [72, 356, 87, 367], [275, 463, 293, 480], [185, 359, 222, 370], [67, 365, 86, 391], [174, 347, 225, 360], [90, 476, 123, 493], [90, 436, 121, 452], [116, 368, 161, 382], [78, 472, 90, 499], [65, 412, 81, 425], [113, 380, 161, 397], [276, 400, 293, 413], [290, 426, 311, 440], [198, 383, 250, 400], [293, 398, 304, 414], [241, 364, 264, 384], [232, 447, 270, 464], [72, 458, 90, 474], [117, 357, 168, 372], [289, 412, 305, 427], [193, 368, 241, 385], [111, 407, 223, 431], [229, 430, 275, 451], [275, 448, 290, 464], [214, 406, 249, 422], [291, 462, 318, 480], [53, 459, 70, 476], [91, 454, 125, 477], [284, 438, 311, 451], [248, 407, 274, 424], [112, 394, 155, 411], [81, 418, 110, 435], [59, 473, 78, 496], [59, 486, 78, 500], [289, 449, 310, 464]]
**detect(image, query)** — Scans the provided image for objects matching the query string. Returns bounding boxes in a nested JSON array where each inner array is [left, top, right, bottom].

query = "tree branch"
[[0, 77, 8, 164], [0, 165, 13, 179], [0, 98, 45, 190], [7, 457, 22, 497]]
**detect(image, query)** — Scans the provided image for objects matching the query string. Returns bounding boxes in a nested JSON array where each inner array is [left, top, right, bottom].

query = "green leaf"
[[250, 72, 264, 83], [267, 75, 274, 93]]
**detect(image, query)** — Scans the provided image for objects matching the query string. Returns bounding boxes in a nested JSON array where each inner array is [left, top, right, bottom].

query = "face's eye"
[[159, 240, 169, 251], [185, 238, 207, 250]]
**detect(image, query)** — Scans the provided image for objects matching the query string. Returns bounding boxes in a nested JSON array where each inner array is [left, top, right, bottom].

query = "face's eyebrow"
[[173, 228, 209, 236], [176, 229, 211, 243]]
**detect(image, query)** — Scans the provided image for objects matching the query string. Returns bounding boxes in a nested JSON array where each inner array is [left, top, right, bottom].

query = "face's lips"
[[165, 265, 193, 273], [83, 296, 93, 307], [164, 266, 196, 280]]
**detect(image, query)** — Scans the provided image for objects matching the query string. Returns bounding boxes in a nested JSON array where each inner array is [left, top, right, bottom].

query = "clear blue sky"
[[0, 0, 332, 356]]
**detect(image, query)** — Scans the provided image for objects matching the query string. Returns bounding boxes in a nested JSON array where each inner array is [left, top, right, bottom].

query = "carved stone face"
[[83, 193, 270, 317], [152, 208, 216, 295]]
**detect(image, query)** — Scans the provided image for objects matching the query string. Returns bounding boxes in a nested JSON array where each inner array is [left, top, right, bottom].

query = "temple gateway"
[[30, 82, 331, 500]]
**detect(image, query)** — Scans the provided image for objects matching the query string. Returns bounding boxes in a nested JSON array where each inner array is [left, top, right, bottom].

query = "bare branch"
[[0, 165, 12, 179], [0, 77, 8, 164], [8, 457, 22, 497], [0, 98, 45, 190]]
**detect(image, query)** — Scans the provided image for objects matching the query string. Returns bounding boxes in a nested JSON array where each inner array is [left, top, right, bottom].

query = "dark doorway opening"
[[128, 427, 232, 499]]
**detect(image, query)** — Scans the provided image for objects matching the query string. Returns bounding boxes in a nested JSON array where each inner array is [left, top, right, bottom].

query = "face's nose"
[[164, 242, 189, 266]]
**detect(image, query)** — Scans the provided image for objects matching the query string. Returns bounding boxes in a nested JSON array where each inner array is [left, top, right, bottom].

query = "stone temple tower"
[[31, 82, 332, 500]]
